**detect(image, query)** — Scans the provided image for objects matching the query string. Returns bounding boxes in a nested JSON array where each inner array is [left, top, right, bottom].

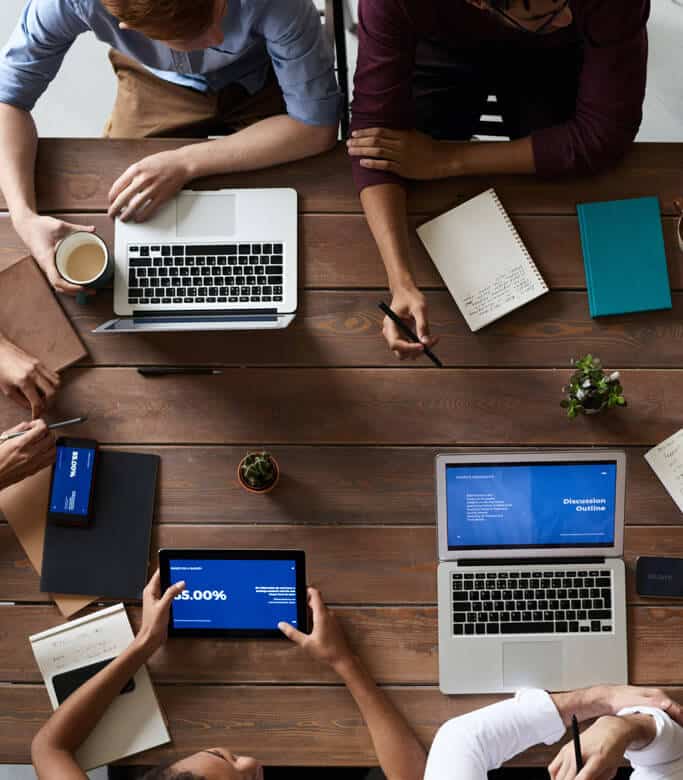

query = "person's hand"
[[135, 569, 186, 656], [279, 587, 354, 671], [347, 128, 461, 180], [0, 419, 56, 490], [549, 715, 655, 780], [383, 285, 439, 361], [0, 336, 60, 418], [601, 685, 683, 726], [108, 149, 193, 223], [12, 212, 96, 296]]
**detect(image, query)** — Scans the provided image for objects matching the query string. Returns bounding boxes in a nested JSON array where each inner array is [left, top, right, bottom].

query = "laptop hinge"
[[458, 556, 606, 567]]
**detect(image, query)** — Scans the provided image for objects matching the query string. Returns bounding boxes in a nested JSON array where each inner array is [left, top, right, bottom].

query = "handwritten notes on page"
[[645, 429, 683, 512]]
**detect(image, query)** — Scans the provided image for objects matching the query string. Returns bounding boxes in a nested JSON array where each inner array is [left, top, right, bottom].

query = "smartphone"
[[47, 437, 99, 527], [52, 658, 135, 705]]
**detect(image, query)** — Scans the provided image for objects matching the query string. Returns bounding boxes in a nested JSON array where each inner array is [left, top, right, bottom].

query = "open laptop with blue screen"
[[435, 451, 628, 694]]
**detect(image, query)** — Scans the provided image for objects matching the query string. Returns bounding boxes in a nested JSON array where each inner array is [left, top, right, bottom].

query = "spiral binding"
[[488, 188, 548, 291]]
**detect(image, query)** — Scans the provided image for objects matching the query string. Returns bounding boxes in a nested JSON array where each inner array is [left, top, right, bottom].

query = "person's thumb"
[[161, 580, 186, 607], [62, 222, 96, 234], [279, 621, 306, 646], [412, 303, 431, 344]]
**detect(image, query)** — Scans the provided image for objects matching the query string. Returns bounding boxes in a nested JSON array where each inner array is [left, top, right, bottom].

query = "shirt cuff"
[[516, 689, 567, 746], [618, 707, 683, 766]]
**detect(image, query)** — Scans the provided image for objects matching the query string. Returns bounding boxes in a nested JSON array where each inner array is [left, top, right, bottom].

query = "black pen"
[[378, 301, 442, 367], [137, 367, 223, 377], [0, 416, 88, 442], [572, 715, 583, 773]]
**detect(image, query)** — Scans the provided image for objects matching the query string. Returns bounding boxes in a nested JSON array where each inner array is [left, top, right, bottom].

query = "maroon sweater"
[[351, 0, 649, 192]]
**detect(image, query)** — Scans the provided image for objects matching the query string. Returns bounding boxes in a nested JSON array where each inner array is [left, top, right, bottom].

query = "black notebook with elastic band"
[[40, 451, 159, 599]]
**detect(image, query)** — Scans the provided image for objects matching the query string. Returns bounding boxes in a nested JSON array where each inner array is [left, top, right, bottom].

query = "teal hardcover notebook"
[[577, 196, 671, 317]]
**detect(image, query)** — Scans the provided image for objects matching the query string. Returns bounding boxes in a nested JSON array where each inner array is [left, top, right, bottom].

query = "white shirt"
[[424, 689, 683, 780]]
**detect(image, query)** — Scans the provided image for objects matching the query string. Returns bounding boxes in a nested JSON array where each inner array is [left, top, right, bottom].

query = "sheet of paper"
[[30, 604, 170, 770], [645, 429, 683, 512]]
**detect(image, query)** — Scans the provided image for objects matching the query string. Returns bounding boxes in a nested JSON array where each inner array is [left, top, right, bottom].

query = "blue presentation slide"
[[169, 558, 298, 629], [446, 462, 617, 549], [49, 445, 95, 516]]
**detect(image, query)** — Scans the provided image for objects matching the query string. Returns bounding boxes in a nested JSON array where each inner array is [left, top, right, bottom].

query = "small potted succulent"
[[237, 451, 280, 494], [561, 354, 627, 419]]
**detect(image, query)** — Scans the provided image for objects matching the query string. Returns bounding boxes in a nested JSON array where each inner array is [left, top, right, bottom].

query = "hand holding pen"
[[379, 301, 442, 367]]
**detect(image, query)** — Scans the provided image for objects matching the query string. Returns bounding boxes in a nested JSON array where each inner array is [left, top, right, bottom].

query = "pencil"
[[378, 301, 443, 368]]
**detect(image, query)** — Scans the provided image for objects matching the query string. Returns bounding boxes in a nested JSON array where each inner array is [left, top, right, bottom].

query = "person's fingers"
[[412, 304, 431, 344], [659, 696, 683, 726], [33, 372, 57, 405], [18, 418, 48, 443], [36, 362, 61, 388], [351, 128, 400, 141], [347, 145, 400, 161], [108, 164, 139, 206], [547, 748, 564, 778], [390, 340, 425, 356], [59, 221, 96, 236], [109, 179, 146, 221], [307, 586, 325, 617], [1, 420, 32, 438], [160, 579, 186, 608], [278, 621, 306, 645], [18, 380, 43, 419], [146, 568, 162, 599], [134, 194, 164, 223], [576, 755, 604, 780], [359, 158, 398, 172], [119, 186, 155, 222]]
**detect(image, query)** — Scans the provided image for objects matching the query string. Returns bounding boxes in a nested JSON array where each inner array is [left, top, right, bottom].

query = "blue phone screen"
[[49, 445, 96, 516]]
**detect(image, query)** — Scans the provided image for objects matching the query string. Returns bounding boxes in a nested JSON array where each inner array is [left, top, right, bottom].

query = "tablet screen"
[[160, 550, 306, 637]]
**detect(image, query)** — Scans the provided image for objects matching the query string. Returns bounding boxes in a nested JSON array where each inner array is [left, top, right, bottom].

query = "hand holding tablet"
[[159, 549, 307, 638]]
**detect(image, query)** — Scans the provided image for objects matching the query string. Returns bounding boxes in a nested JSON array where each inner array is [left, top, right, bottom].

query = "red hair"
[[102, 0, 216, 41]]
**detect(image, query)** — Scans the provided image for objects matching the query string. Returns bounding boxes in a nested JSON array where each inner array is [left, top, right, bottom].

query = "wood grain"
[[3, 683, 682, 767], [2, 604, 681, 687], [3, 213, 681, 288], [1, 368, 679, 445], [1, 141, 680, 216], [2, 525, 682, 605], [55, 290, 683, 368]]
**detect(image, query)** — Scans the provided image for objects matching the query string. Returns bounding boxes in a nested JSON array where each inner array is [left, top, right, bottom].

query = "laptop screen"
[[446, 461, 617, 550]]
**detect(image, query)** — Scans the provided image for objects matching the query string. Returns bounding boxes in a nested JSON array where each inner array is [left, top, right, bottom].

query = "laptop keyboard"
[[452, 568, 613, 637], [126, 243, 285, 306]]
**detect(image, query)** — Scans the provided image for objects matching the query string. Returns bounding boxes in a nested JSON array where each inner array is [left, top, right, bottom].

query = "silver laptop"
[[436, 450, 628, 694], [94, 188, 297, 333]]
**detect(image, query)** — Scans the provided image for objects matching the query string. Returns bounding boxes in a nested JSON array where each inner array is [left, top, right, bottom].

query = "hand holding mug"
[[54, 231, 113, 305]]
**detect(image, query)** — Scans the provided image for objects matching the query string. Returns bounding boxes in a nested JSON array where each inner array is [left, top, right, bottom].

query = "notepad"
[[30, 603, 170, 770], [645, 429, 683, 513], [417, 189, 548, 331], [577, 196, 671, 317]]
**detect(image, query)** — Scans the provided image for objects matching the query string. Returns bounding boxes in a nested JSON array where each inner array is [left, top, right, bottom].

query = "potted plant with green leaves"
[[237, 451, 280, 494], [561, 354, 627, 419]]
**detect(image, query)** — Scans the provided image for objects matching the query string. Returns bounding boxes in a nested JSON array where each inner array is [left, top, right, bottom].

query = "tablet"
[[159, 549, 307, 637]]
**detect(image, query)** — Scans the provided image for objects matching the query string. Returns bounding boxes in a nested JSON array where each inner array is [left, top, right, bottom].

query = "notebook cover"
[[577, 197, 672, 317], [40, 451, 159, 599], [0, 256, 87, 370], [0, 468, 95, 617], [417, 188, 548, 331]]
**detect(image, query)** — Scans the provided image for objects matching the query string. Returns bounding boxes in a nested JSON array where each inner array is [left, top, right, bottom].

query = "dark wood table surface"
[[0, 140, 682, 768]]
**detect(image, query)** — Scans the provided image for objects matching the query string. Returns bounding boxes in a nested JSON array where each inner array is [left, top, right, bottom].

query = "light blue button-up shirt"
[[0, 0, 341, 126]]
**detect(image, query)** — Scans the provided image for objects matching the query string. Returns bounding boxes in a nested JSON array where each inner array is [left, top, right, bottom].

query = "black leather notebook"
[[40, 451, 159, 599]]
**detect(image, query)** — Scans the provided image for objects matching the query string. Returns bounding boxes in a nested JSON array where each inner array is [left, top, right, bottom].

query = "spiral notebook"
[[417, 189, 548, 331]]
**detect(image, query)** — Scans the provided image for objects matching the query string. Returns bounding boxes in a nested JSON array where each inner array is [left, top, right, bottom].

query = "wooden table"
[[1, 140, 682, 768]]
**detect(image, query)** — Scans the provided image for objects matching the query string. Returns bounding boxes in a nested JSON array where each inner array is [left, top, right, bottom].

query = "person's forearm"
[[176, 115, 337, 179], [335, 655, 426, 780], [360, 183, 416, 292], [32, 636, 152, 768], [0, 103, 39, 222], [444, 136, 536, 177]]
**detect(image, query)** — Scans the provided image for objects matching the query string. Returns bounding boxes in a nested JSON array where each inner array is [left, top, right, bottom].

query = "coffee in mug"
[[55, 232, 113, 303]]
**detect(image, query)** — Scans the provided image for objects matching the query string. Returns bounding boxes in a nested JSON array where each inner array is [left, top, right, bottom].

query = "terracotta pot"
[[237, 454, 280, 494]]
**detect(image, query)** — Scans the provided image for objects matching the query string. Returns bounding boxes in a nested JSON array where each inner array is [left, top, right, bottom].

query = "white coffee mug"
[[55, 232, 113, 304]]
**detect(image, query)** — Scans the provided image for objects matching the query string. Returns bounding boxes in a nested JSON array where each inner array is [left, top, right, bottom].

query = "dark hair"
[[101, 0, 216, 41], [142, 766, 206, 780]]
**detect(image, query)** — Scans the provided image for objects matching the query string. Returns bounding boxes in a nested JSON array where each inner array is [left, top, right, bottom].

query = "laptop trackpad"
[[176, 193, 236, 236], [503, 642, 563, 689]]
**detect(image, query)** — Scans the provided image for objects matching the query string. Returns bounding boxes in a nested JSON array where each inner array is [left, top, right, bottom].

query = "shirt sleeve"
[[350, 0, 417, 192], [255, 0, 340, 127], [424, 689, 566, 780], [0, 0, 88, 112], [531, 0, 649, 177], [618, 707, 683, 768]]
